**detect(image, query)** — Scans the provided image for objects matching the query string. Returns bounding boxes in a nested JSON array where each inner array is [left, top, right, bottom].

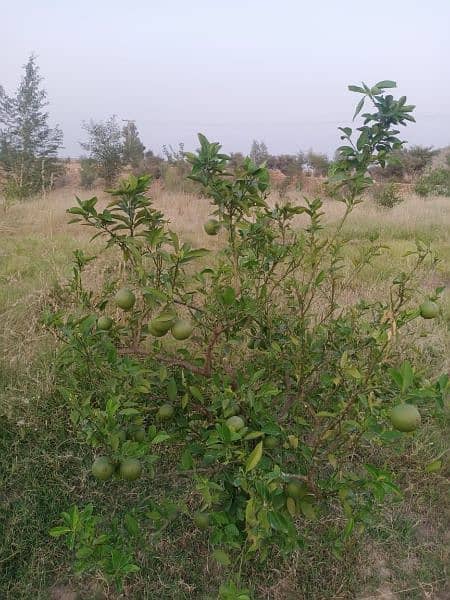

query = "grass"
[[0, 185, 449, 599]]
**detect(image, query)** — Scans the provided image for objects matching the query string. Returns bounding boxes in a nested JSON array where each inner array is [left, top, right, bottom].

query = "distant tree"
[[402, 145, 436, 176], [250, 140, 269, 165], [122, 121, 145, 168], [229, 152, 245, 170], [0, 55, 64, 199], [373, 145, 436, 182], [79, 156, 97, 189], [81, 116, 123, 186], [267, 152, 306, 176], [162, 142, 185, 163], [306, 150, 330, 176]]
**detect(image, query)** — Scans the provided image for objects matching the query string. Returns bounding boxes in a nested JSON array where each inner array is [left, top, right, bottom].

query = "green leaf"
[[49, 526, 71, 537], [167, 378, 177, 402], [348, 85, 365, 94], [245, 441, 263, 472], [352, 97, 365, 120], [151, 432, 170, 445], [374, 80, 397, 89], [286, 497, 298, 517], [299, 501, 317, 520], [425, 459, 442, 473], [221, 286, 236, 305], [213, 548, 231, 566]]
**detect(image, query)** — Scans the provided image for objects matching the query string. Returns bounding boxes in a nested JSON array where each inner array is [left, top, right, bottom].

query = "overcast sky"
[[2, 0, 449, 157]]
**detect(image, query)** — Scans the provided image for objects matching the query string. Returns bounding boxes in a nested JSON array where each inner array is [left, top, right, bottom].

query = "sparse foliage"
[[250, 139, 269, 165], [122, 121, 145, 168], [46, 80, 446, 596], [80, 116, 123, 186], [0, 55, 64, 199]]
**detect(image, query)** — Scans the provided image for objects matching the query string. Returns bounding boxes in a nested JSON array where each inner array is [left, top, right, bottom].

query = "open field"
[[1, 186, 449, 599]]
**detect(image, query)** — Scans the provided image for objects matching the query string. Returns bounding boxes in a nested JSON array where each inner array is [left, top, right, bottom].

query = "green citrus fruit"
[[263, 436, 278, 449], [223, 402, 239, 418], [158, 403, 175, 420], [226, 415, 245, 432], [97, 316, 113, 330], [117, 429, 127, 442], [171, 319, 194, 340], [115, 288, 135, 311], [119, 458, 142, 481], [92, 456, 114, 481], [149, 319, 169, 337], [391, 403, 421, 432], [419, 301, 439, 319], [286, 481, 304, 499], [193, 512, 210, 530], [132, 427, 146, 442], [204, 219, 220, 235]]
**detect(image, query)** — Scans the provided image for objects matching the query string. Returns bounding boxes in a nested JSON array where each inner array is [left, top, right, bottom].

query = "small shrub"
[[415, 168, 450, 197], [45, 80, 447, 596], [372, 182, 403, 207], [79, 157, 97, 189]]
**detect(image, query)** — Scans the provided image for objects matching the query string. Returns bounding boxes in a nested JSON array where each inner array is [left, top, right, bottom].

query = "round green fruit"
[[390, 403, 421, 432], [204, 219, 220, 236], [263, 436, 278, 449], [419, 301, 439, 319], [286, 481, 304, 499], [193, 512, 210, 530], [115, 288, 135, 311], [132, 427, 146, 442], [158, 403, 175, 420], [119, 458, 142, 481], [117, 429, 127, 442], [97, 316, 113, 331], [226, 415, 245, 432], [92, 456, 114, 481], [171, 319, 194, 340], [149, 319, 169, 337]]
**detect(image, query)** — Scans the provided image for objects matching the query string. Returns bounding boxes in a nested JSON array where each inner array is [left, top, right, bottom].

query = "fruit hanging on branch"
[[419, 300, 439, 319], [171, 319, 194, 340], [92, 456, 114, 481], [204, 219, 221, 235], [97, 316, 113, 330], [390, 403, 421, 432], [119, 458, 142, 481], [115, 288, 136, 311]]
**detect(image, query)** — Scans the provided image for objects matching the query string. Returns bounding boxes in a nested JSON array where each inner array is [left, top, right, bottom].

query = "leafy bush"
[[415, 168, 450, 197], [79, 156, 97, 189], [45, 81, 447, 595], [372, 182, 403, 207]]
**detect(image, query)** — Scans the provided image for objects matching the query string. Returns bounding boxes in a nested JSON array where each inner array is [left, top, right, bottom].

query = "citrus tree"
[[46, 81, 447, 596]]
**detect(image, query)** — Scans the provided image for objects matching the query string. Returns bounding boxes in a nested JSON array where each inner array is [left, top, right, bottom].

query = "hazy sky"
[[2, 0, 449, 157]]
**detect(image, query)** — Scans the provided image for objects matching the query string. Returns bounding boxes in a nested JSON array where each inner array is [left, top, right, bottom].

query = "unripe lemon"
[[204, 219, 220, 236], [226, 415, 245, 432], [97, 316, 113, 330], [286, 481, 304, 499], [119, 458, 142, 481], [92, 456, 114, 481], [115, 288, 135, 311], [171, 319, 194, 340], [263, 436, 278, 449], [149, 319, 169, 337], [158, 403, 175, 420], [419, 301, 439, 319], [390, 403, 421, 432], [193, 512, 210, 530], [132, 427, 146, 442]]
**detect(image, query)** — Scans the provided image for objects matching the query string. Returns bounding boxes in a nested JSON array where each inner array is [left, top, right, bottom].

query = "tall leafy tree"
[[122, 121, 145, 168], [80, 116, 123, 186], [0, 55, 64, 199], [250, 139, 269, 165]]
